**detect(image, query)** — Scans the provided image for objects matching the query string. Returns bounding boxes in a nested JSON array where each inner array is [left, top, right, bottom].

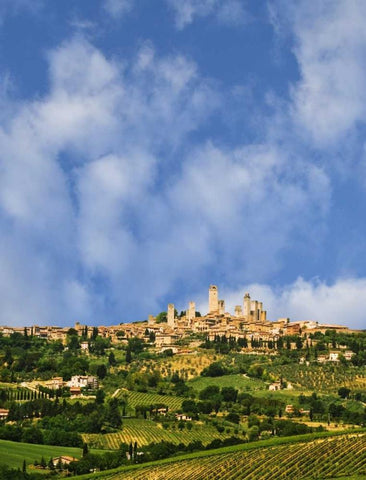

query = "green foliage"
[[155, 312, 167, 323], [201, 362, 228, 377]]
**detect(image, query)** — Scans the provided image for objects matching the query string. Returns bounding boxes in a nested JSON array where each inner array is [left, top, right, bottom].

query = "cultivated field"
[[79, 432, 366, 480], [83, 418, 235, 448], [115, 389, 184, 411], [268, 364, 366, 392]]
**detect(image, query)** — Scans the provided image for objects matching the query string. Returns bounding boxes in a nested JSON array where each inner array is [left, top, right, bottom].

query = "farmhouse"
[[0, 409, 9, 420], [52, 456, 78, 466], [175, 413, 192, 421], [269, 382, 281, 391], [45, 377, 64, 390]]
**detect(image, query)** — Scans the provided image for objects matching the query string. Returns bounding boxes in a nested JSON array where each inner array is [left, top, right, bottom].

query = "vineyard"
[[0, 387, 45, 401], [268, 364, 366, 392], [83, 418, 234, 448], [115, 389, 183, 411], [80, 433, 366, 480]]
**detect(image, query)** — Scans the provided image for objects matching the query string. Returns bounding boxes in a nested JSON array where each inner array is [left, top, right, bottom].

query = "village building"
[[52, 456, 78, 466], [0, 409, 9, 420]]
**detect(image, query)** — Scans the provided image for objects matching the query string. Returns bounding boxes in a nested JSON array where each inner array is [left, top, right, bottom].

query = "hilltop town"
[[0, 285, 356, 354]]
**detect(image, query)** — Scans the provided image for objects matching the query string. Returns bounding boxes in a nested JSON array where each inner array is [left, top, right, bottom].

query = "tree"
[[221, 387, 238, 403], [82, 443, 89, 457], [155, 312, 167, 323], [226, 412, 240, 424], [296, 337, 303, 350], [128, 337, 145, 355], [106, 398, 122, 428], [201, 362, 227, 377], [48, 457, 55, 470], [108, 352, 116, 366], [199, 385, 220, 400], [338, 387, 351, 399], [96, 364, 107, 379], [125, 347, 132, 364], [129, 442, 133, 461], [95, 389, 105, 405], [68, 335, 80, 351], [248, 425, 259, 442]]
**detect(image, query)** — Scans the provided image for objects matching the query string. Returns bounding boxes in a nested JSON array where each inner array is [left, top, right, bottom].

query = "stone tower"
[[187, 301, 196, 322], [218, 300, 225, 315], [243, 292, 251, 319], [167, 303, 175, 328], [208, 285, 219, 314]]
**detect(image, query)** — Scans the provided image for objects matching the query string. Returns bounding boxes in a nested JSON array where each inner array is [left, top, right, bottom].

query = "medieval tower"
[[208, 285, 219, 314]]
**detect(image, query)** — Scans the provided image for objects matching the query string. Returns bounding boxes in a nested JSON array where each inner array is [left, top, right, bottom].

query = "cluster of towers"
[[162, 285, 267, 329], [208, 285, 267, 322]]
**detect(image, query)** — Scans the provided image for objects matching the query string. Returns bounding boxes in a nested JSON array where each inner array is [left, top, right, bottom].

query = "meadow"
[[187, 374, 267, 392], [0, 439, 105, 470]]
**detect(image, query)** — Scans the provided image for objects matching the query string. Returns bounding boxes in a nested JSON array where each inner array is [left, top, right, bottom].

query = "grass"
[[76, 429, 366, 480], [187, 374, 267, 392], [0, 439, 106, 471]]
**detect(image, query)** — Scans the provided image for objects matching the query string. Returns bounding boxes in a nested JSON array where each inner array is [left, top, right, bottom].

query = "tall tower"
[[243, 292, 251, 320], [218, 300, 225, 315], [208, 285, 219, 314], [167, 304, 175, 328], [187, 301, 196, 322]]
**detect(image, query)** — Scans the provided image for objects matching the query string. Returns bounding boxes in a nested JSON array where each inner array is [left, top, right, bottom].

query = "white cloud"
[[0, 37, 219, 324], [0, 36, 333, 326], [215, 277, 366, 329], [166, 0, 247, 29], [272, 0, 366, 146], [0, 0, 43, 24], [104, 0, 134, 18]]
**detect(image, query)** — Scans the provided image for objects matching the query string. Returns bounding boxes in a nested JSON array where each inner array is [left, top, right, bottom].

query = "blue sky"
[[1, 0, 366, 329]]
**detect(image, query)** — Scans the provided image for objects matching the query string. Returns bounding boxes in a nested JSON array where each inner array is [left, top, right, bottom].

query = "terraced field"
[[80, 433, 366, 480], [268, 364, 366, 392], [83, 418, 234, 448], [115, 389, 184, 411]]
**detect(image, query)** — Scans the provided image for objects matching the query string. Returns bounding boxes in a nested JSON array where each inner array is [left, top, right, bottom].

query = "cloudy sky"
[[0, 0, 365, 328]]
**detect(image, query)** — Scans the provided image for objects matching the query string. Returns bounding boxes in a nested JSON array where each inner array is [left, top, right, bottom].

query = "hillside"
[[78, 432, 366, 480]]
